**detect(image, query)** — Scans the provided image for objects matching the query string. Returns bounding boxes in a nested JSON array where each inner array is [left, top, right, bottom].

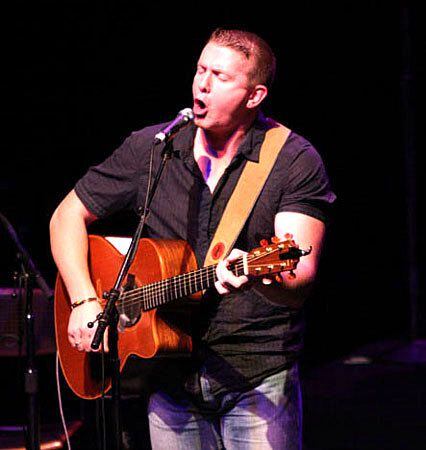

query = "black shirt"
[[75, 114, 335, 396]]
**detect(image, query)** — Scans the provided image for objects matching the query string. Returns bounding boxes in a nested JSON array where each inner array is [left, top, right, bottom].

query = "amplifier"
[[0, 287, 55, 356]]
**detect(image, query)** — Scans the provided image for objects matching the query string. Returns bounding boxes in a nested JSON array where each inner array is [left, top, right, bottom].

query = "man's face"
[[192, 43, 255, 133]]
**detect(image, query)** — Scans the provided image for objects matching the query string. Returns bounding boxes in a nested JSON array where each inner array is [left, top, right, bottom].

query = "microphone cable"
[[56, 351, 72, 450]]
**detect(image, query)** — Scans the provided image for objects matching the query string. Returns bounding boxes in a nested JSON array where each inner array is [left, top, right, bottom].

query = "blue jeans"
[[148, 365, 302, 449]]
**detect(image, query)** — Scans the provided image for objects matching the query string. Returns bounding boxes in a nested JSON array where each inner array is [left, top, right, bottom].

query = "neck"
[[198, 114, 256, 158], [199, 127, 245, 159]]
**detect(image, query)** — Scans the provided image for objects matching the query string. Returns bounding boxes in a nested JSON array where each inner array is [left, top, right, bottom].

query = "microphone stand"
[[17, 253, 40, 450], [0, 213, 52, 450], [0, 212, 54, 300], [90, 141, 175, 450]]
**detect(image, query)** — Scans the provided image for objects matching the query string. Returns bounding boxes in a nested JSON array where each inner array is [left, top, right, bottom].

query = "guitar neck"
[[126, 257, 245, 312]]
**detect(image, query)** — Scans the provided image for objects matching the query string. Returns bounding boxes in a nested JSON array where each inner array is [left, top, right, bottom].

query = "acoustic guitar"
[[55, 234, 310, 399]]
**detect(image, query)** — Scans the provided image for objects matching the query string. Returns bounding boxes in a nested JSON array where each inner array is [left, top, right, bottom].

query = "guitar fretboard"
[[118, 258, 244, 312]]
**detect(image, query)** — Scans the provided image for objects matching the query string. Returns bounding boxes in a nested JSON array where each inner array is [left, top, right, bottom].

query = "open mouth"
[[193, 98, 208, 118]]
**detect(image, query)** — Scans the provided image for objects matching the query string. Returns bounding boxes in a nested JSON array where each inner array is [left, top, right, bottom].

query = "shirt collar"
[[171, 111, 269, 164]]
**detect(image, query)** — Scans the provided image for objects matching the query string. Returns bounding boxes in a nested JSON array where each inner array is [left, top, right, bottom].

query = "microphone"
[[154, 108, 194, 144]]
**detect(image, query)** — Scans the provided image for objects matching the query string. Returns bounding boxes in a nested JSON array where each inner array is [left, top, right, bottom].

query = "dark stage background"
[[1, 0, 425, 433]]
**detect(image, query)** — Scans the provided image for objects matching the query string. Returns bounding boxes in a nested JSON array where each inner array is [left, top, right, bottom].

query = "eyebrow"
[[197, 62, 231, 76]]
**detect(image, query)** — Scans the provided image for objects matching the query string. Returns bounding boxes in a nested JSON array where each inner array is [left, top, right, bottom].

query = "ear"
[[246, 84, 268, 109]]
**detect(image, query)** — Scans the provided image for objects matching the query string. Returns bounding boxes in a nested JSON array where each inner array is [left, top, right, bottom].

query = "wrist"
[[70, 297, 99, 310]]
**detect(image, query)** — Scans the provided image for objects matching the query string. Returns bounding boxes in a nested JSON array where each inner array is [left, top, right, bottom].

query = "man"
[[50, 29, 335, 449]]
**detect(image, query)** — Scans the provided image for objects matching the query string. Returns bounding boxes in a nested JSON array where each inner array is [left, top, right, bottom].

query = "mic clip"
[[153, 108, 194, 145]]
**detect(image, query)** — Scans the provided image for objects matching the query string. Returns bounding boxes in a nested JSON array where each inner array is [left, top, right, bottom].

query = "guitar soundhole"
[[117, 274, 141, 331], [117, 306, 141, 330]]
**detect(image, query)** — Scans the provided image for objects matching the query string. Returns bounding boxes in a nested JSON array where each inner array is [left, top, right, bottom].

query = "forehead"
[[198, 43, 252, 75]]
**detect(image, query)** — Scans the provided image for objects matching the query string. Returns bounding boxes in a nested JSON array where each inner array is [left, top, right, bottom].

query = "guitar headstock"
[[246, 234, 312, 278]]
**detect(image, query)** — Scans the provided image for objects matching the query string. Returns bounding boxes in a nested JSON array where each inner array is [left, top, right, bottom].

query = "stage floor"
[[302, 339, 426, 450]]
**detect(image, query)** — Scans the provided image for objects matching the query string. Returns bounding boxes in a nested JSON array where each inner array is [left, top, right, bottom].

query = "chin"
[[193, 116, 204, 127], [194, 116, 227, 134], [194, 116, 212, 130]]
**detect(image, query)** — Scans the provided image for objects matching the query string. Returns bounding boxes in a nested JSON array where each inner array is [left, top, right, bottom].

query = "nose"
[[197, 72, 211, 93]]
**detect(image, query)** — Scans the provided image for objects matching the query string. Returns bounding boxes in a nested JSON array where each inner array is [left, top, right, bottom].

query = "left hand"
[[215, 248, 249, 295]]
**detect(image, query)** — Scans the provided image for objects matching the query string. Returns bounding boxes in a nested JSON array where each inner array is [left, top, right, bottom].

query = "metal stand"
[[89, 141, 175, 450], [0, 213, 53, 300], [18, 258, 40, 450], [0, 212, 54, 450]]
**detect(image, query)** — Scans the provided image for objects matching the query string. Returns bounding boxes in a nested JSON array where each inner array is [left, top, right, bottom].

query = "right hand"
[[67, 300, 109, 352]]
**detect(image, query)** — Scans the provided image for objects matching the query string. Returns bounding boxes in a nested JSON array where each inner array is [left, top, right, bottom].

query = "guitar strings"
[[117, 264, 226, 311], [118, 260, 233, 306], [116, 247, 289, 311], [118, 273, 212, 310], [119, 264, 218, 303], [117, 251, 262, 309], [117, 248, 290, 311], [118, 265, 288, 312]]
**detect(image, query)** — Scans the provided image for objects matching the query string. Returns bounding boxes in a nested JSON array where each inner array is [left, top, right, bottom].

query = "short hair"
[[207, 28, 276, 89]]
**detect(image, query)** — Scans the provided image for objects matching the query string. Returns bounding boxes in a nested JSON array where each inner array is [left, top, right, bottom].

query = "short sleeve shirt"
[[75, 114, 336, 396]]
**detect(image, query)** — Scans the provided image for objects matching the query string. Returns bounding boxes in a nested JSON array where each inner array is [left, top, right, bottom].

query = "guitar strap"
[[203, 119, 291, 267]]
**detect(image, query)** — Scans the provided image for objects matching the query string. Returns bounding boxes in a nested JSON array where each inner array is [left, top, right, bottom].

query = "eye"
[[212, 69, 230, 81], [196, 65, 206, 74], [217, 73, 229, 81]]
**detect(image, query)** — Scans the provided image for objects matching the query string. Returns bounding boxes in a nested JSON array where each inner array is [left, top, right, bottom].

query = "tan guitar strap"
[[203, 119, 291, 267]]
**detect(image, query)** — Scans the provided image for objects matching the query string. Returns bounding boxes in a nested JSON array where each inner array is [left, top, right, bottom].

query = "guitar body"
[[55, 235, 199, 399]]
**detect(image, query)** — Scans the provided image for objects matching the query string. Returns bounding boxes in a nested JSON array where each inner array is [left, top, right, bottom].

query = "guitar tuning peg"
[[271, 236, 280, 244], [260, 239, 269, 247], [284, 233, 294, 240]]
